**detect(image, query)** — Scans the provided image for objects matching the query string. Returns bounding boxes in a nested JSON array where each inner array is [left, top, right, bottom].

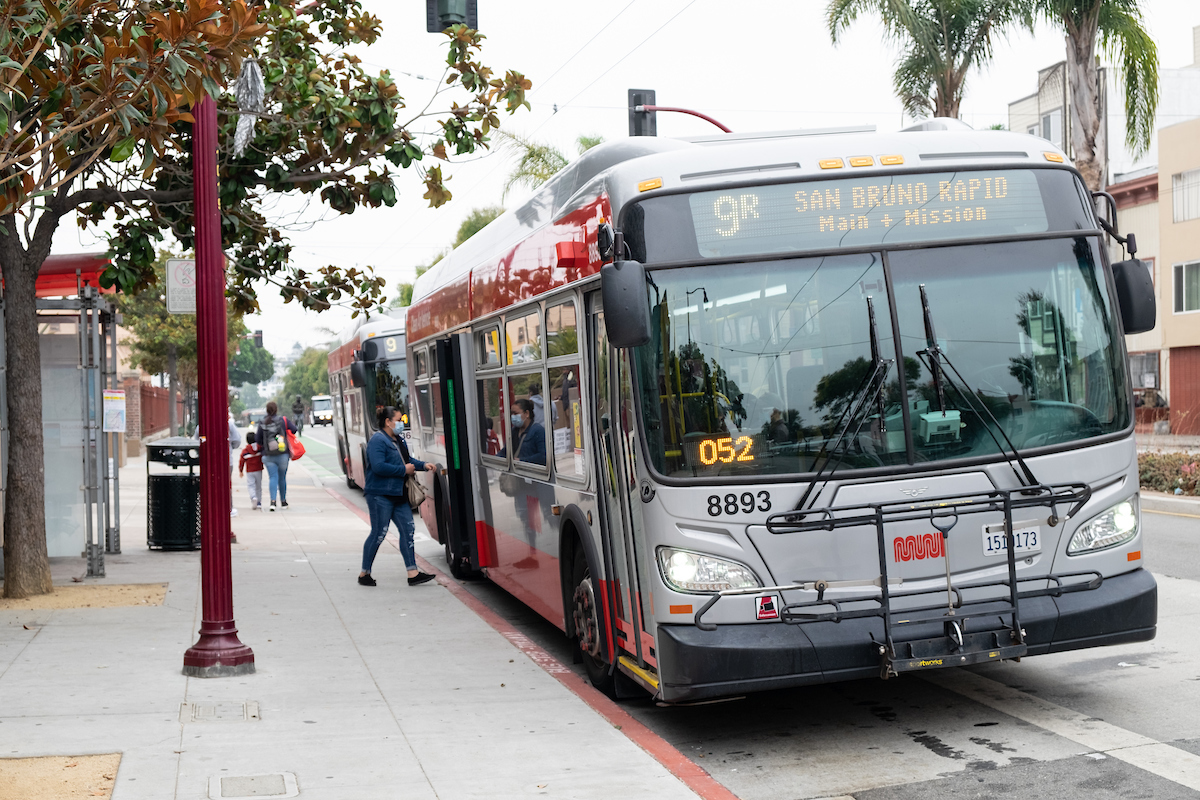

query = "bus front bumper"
[[654, 567, 1157, 704]]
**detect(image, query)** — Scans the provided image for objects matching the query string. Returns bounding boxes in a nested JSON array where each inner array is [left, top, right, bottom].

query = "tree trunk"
[[1065, 26, 1106, 190], [0, 220, 52, 598]]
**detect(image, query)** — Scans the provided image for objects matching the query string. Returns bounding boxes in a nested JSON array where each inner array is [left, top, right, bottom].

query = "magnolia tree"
[[0, 0, 529, 597]]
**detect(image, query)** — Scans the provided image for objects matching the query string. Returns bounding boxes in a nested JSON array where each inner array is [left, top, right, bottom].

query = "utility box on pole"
[[628, 89, 657, 137], [427, 0, 477, 31]]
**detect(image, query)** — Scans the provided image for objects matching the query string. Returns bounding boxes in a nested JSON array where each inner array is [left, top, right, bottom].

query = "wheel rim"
[[572, 575, 601, 659]]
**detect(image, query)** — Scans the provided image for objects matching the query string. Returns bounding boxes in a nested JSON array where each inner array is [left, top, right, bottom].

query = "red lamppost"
[[183, 94, 255, 677]]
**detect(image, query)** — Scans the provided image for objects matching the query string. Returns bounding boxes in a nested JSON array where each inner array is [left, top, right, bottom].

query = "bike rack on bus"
[[693, 483, 1101, 678]]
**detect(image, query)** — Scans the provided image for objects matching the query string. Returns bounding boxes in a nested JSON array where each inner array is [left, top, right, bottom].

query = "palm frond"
[[497, 130, 568, 200], [1098, 1, 1159, 156]]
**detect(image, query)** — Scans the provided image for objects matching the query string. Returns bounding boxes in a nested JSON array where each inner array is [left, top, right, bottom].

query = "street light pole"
[[183, 94, 255, 678]]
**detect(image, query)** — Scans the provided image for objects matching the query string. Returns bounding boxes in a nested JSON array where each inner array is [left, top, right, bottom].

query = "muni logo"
[[894, 533, 944, 562]]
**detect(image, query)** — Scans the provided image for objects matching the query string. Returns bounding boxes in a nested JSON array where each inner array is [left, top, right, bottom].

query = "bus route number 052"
[[707, 491, 772, 516]]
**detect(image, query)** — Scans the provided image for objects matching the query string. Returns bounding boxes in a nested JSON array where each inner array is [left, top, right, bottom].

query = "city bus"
[[404, 123, 1158, 703], [327, 312, 408, 490]]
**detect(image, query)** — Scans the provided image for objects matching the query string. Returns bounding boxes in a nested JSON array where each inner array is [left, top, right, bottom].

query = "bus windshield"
[[632, 236, 1129, 480]]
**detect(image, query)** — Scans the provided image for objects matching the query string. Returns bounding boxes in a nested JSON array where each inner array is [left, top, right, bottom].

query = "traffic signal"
[[427, 0, 478, 32], [253, 330, 263, 348], [628, 89, 657, 137]]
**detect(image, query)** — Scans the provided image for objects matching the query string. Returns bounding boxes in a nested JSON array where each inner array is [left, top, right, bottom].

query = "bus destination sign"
[[688, 169, 1051, 258]]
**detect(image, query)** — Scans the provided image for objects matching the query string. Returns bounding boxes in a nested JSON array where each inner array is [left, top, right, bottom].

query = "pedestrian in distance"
[[228, 412, 241, 519], [238, 432, 264, 511], [255, 401, 297, 511], [291, 395, 306, 436], [359, 405, 436, 587]]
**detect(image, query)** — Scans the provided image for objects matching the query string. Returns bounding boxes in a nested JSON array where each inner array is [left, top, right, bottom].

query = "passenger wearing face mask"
[[499, 398, 546, 466]]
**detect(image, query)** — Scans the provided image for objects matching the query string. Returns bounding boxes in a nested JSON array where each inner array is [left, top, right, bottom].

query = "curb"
[[324, 486, 740, 800]]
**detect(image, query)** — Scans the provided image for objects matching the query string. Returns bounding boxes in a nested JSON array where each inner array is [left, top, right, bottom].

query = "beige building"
[[1110, 116, 1200, 433]]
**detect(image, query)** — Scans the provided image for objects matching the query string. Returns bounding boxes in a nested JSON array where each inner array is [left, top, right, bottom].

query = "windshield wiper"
[[796, 297, 893, 511], [917, 284, 1040, 489]]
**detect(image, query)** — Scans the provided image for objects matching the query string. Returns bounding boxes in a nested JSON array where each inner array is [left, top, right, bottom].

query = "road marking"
[[927, 669, 1200, 791], [1144, 508, 1200, 520]]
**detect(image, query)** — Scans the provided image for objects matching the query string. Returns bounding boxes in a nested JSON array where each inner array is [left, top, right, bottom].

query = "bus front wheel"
[[572, 548, 615, 696]]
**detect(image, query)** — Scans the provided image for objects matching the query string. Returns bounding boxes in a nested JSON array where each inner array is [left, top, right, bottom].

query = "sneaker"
[[230, 507, 239, 518], [269, 502, 277, 512], [358, 574, 377, 587], [407, 572, 435, 586], [280, 499, 289, 508]]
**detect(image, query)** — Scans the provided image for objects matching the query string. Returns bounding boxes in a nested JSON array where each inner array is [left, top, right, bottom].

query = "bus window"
[[415, 349, 429, 378], [548, 365, 584, 479], [478, 328, 502, 367], [506, 372, 547, 467], [506, 310, 542, 365], [546, 300, 578, 357], [477, 375, 506, 459], [416, 382, 433, 435]]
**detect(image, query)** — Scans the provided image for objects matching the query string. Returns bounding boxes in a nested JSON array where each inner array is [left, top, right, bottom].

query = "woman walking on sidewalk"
[[255, 401, 297, 511], [360, 405, 436, 587]]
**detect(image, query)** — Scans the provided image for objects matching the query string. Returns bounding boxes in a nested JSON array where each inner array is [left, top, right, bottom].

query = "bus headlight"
[[1067, 496, 1139, 555], [657, 547, 760, 593]]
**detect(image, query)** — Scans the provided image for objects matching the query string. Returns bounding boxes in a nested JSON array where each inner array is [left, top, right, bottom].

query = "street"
[[297, 422, 1200, 800]]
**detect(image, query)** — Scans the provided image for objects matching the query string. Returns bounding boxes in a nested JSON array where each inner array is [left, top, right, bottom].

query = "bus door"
[[589, 293, 655, 671], [436, 334, 489, 572]]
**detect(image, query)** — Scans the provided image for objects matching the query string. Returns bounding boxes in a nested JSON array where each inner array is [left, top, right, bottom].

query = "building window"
[[1173, 168, 1200, 223], [1175, 261, 1200, 313], [1041, 108, 1063, 149], [1129, 352, 1159, 389]]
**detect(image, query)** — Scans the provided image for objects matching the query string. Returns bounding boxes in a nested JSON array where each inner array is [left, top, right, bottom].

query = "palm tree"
[[1031, 0, 1158, 190], [828, 0, 1030, 119], [500, 132, 604, 200]]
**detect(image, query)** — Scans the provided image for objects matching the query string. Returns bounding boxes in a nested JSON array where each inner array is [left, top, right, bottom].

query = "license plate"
[[981, 522, 1041, 557]]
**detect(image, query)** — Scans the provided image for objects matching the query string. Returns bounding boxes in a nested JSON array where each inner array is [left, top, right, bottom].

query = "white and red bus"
[[405, 124, 1157, 703], [327, 312, 409, 490]]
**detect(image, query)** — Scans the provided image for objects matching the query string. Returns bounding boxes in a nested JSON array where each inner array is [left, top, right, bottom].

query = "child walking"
[[238, 432, 264, 511]]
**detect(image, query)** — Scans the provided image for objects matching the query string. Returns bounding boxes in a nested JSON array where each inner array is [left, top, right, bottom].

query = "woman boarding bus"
[[405, 124, 1156, 703]]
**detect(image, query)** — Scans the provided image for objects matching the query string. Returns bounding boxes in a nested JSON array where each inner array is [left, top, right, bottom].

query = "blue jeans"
[[363, 493, 416, 573], [261, 453, 290, 503]]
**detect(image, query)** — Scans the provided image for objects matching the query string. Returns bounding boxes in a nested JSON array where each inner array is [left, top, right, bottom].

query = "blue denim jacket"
[[364, 430, 427, 496]]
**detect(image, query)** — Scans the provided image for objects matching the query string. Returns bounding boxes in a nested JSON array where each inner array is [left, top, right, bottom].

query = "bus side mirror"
[[350, 360, 369, 388], [1112, 258, 1156, 334], [601, 260, 652, 348]]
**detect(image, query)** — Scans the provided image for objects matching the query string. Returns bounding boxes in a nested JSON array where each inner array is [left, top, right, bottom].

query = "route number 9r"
[[707, 491, 772, 516]]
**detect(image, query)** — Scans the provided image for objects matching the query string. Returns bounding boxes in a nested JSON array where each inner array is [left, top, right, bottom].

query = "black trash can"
[[146, 437, 202, 550]]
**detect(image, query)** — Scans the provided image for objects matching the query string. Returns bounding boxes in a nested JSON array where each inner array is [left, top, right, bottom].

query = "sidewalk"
[[0, 456, 706, 800]]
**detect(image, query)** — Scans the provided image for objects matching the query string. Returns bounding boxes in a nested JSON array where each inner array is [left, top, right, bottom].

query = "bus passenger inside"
[[501, 398, 546, 466]]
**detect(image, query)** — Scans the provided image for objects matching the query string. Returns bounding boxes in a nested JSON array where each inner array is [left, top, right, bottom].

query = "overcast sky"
[[52, 0, 1200, 357]]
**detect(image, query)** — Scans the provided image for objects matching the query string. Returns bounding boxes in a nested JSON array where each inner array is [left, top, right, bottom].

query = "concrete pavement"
[[0, 454, 709, 799]]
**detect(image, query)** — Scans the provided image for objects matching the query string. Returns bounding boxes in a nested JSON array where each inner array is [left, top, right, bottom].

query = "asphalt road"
[[300, 426, 1200, 800]]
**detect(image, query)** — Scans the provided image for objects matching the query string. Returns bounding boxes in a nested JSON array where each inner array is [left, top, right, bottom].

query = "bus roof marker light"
[[819, 159, 844, 169], [880, 155, 904, 165], [849, 156, 874, 167], [638, 178, 663, 192], [1044, 152, 1064, 163]]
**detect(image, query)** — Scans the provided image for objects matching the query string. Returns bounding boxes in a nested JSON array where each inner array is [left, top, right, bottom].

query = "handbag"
[[405, 474, 428, 510], [498, 471, 522, 497], [285, 417, 305, 460]]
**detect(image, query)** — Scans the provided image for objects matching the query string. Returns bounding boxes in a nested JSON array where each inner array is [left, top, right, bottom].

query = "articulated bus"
[[327, 312, 409, 490], [405, 122, 1158, 703]]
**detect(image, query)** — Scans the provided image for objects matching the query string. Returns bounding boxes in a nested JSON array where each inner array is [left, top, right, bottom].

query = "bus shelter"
[[0, 254, 123, 578]]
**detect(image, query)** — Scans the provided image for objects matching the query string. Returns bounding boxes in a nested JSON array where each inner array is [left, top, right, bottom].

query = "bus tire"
[[571, 547, 615, 696]]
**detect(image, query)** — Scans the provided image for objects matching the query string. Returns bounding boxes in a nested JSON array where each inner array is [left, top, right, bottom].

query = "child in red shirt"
[[238, 432, 264, 511]]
